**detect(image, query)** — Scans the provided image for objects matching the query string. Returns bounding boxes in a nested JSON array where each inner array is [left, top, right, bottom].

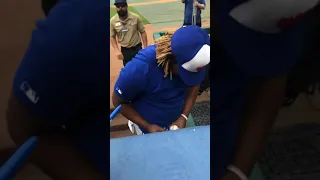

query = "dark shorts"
[[121, 43, 142, 66]]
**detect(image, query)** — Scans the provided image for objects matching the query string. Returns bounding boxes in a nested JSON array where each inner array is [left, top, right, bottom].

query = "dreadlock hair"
[[155, 31, 176, 80], [283, 4, 320, 107]]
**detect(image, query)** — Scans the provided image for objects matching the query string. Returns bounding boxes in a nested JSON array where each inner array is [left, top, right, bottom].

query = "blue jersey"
[[184, 0, 206, 25], [114, 45, 189, 132]]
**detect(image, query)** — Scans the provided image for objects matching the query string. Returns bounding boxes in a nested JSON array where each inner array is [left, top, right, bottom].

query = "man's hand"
[[116, 51, 124, 60], [194, 1, 205, 9], [170, 116, 187, 129], [146, 124, 165, 133]]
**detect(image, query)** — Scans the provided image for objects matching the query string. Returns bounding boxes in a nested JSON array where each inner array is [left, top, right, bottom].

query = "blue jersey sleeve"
[[114, 61, 149, 102], [13, 1, 110, 125]]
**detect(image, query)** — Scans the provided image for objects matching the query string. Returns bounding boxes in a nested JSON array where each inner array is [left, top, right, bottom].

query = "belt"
[[121, 43, 142, 49]]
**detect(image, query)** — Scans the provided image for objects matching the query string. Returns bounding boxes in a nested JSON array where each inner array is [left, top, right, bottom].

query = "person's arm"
[[223, 74, 287, 179], [110, 22, 123, 60], [140, 32, 148, 48], [112, 61, 164, 132], [110, 23, 120, 52], [182, 85, 200, 116], [137, 17, 148, 48], [110, 36, 120, 52], [112, 93, 150, 130], [171, 85, 200, 128], [195, 0, 206, 10], [112, 63, 148, 128]]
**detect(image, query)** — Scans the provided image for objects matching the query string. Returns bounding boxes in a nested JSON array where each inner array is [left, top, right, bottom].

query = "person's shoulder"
[[135, 45, 157, 64], [124, 45, 157, 74], [129, 12, 141, 20], [122, 58, 150, 78], [110, 14, 119, 23]]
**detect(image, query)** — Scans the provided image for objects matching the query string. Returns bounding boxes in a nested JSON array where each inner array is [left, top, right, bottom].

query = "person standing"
[[110, 0, 148, 66], [182, 0, 206, 27]]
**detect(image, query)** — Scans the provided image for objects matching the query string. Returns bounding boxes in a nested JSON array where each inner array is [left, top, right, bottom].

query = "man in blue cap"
[[213, 0, 319, 179], [112, 26, 210, 134]]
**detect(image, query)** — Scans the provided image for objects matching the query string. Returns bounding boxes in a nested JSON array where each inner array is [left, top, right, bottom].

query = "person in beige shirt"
[[110, 0, 148, 66]]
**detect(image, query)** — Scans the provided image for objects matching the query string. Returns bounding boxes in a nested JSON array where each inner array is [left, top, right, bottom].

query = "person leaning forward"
[[110, 0, 148, 66]]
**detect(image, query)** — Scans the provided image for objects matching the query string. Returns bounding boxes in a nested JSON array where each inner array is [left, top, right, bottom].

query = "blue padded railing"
[[0, 136, 38, 180], [110, 105, 122, 121]]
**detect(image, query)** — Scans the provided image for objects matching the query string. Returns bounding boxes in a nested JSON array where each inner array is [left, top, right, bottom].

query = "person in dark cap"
[[110, 0, 148, 66]]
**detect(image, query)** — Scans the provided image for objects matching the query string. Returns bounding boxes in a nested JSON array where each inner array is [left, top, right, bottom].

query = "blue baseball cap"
[[216, 0, 317, 77], [114, 0, 127, 5], [171, 26, 210, 86]]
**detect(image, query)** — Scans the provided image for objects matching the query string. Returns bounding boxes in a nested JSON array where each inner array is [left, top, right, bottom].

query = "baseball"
[[170, 125, 179, 130]]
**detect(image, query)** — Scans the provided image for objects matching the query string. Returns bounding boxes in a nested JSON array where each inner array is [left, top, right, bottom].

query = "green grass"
[[110, 7, 150, 25]]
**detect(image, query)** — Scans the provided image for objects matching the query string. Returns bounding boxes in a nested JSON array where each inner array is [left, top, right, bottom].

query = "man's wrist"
[[226, 165, 249, 180], [139, 121, 150, 130], [120, 104, 150, 130], [230, 162, 252, 177], [223, 171, 243, 180], [180, 114, 188, 121], [196, 4, 204, 9], [182, 111, 190, 118]]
